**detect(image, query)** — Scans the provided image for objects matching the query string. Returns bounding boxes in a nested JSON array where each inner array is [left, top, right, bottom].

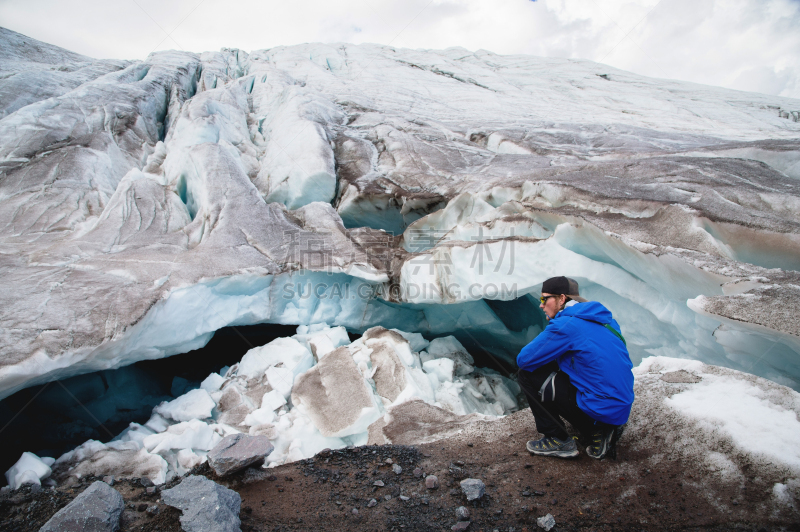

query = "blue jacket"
[[516, 301, 634, 426]]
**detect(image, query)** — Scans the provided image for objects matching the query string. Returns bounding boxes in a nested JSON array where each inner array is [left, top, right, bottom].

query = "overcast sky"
[[1, 0, 799, 98]]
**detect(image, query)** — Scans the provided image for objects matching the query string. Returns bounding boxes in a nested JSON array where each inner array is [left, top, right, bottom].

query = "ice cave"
[[1, 25, 800, 520]]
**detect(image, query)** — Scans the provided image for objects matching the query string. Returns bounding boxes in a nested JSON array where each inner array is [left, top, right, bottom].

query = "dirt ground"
[[3, 409, 799, 532]]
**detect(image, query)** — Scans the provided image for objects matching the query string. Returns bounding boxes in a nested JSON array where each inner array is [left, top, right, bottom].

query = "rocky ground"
[[3, 409, 799, 532]]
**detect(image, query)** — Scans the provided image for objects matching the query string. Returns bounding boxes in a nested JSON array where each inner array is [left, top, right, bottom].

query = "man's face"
[[539, 292, 564, 320]]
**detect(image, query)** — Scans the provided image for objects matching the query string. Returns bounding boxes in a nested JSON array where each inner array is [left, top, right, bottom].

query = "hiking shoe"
[[586, 426, 616, 460], [526, 436, 579, 458]]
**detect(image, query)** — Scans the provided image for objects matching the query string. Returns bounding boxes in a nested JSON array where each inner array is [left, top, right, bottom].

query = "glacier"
[[0, 24, 800, 491]]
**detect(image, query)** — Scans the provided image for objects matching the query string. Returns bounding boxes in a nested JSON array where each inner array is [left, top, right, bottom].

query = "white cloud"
[[1, 0, 798, 98]]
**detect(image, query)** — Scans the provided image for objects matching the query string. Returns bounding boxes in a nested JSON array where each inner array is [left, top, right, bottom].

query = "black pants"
[[517, 361, 610, 441]]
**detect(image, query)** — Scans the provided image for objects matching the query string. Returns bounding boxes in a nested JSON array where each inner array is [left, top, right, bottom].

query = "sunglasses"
[[539, 295, 558, 305]]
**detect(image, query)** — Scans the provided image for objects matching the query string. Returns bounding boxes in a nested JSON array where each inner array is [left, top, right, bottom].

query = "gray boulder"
[[40, 481, 123, 532], [161, 475, 241, 532], [459, 478, 485, 501], [208, 434, 274, 476]]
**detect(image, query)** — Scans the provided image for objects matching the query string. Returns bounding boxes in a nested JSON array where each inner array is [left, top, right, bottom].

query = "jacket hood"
[[557, 301, 613, 324]]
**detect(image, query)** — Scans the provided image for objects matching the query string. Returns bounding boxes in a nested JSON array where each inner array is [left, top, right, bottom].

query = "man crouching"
[[516, 276, 634, 459]]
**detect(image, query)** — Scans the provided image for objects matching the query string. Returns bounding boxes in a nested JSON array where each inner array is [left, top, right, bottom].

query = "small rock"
[[426, 475, 439, 489], [40, 481, 124, 532], [392, 464, 403, 475], [373, 480, 385, 487], [384, 495, 392, 501], [208, 434, 274, 476], [537, 513, 556, 531], [413, 467, 423, 478], [162, 475, 241, 532], [522, 491, 530, 497], [351, 508, 359, 516], [467, 443, 473, 447], [460, 478, 485, 501], [140, 478, 154, 488], [456, 506, 470, 520], [385, 458, 393, 464], [452, 521, 471, 531], [146, 505, 159, 516], [30, 483, 42, 494], [146, 486, 157, 495], [102, 476, 114, 486], [0, 486, 10, 495], [399, 495, 410, 501], [137, 503, 147, 512], [367, 499, 377, 508]]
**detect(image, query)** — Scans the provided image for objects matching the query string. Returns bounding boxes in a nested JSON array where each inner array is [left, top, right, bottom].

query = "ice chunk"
[[154, 388, 215, 422], [243, 407, 276, 427], [144, 413, 171, 433], [435, 381, 470, 415], [264, 411, 352, 466], [237, 337, 313, 379], [362, 327, 435, 405], [363, 327, 416, 367], [292, 347, 381, 437], [260, 390, 287, 411], [214, 384, 256, 427], [470, 372, 520, 414], [115, 422, 156, 445], [423, 358, 455, 383], [266, 366, 294, 400], [368, 338, 408, 402], [424, 337, 475, 376], [308, 334, 336, 360], [201, 373, 226, 392], [176, 449, 204, 472], [143, 419, 222, 454], [57, 440, 169, 485], [5, 452, 52, 489], [391, 329, 430, 352]]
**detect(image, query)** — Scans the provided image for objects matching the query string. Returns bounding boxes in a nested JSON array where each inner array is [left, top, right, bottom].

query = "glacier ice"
[[1, 27, 800, 487]]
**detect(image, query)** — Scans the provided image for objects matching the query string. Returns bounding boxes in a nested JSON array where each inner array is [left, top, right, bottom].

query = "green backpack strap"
[[603, 323, 627, 346]]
